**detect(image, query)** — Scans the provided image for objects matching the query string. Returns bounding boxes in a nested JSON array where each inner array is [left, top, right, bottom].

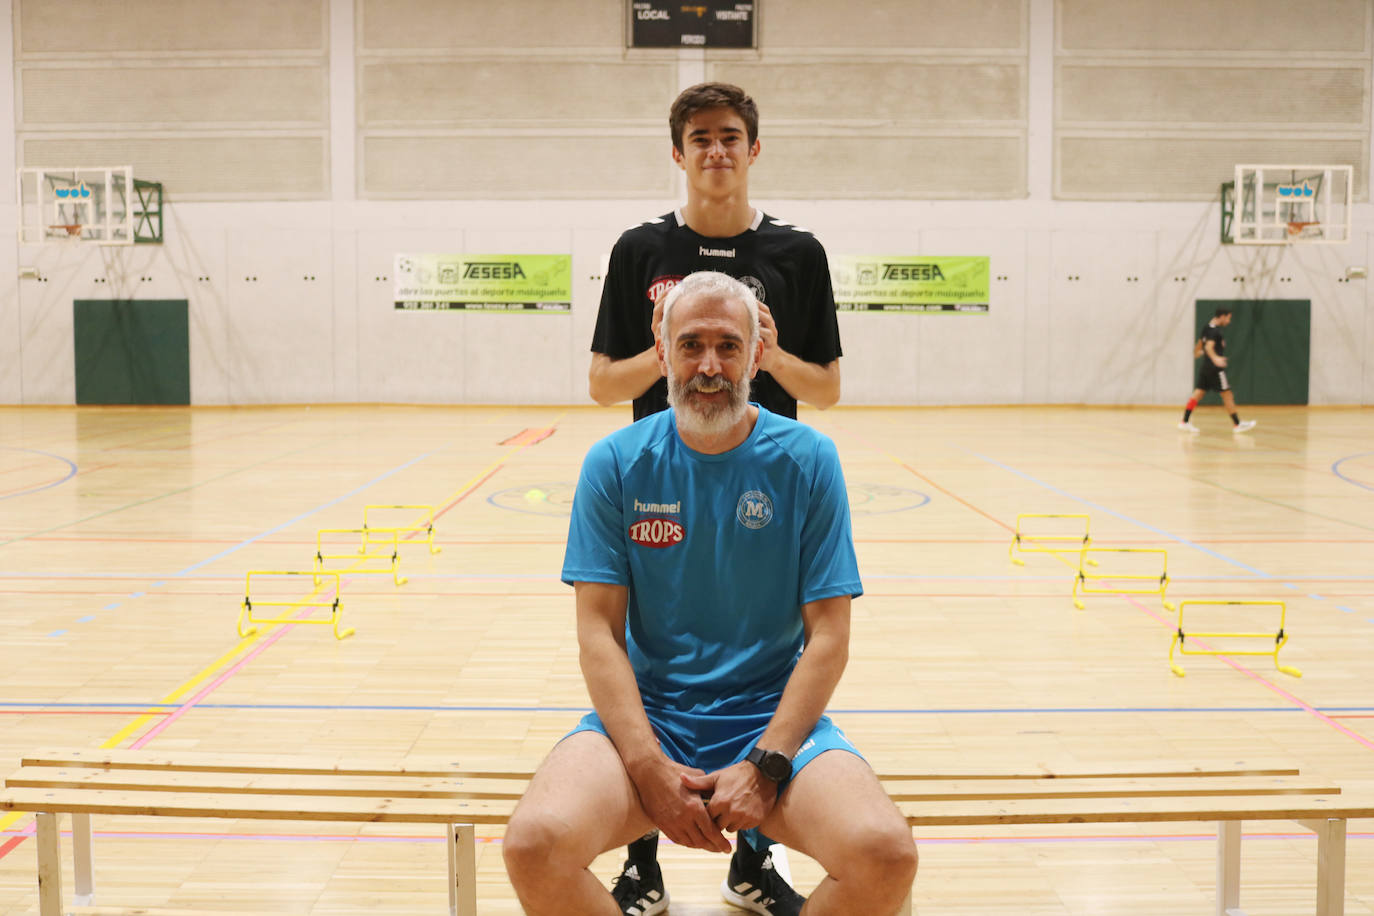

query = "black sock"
[[628, 832, 659, 864], [1182, 409, 1193, 422], [1230, 413, 1240, 425]]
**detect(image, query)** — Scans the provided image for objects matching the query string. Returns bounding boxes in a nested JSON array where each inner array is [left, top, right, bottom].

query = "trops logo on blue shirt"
[[628, 497, 684, 549], [735, 490, 773, 530]]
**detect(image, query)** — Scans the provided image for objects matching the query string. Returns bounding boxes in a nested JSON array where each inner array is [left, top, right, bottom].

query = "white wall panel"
[[762, 0, 1025, 49], [226, 230, 335, 403], [355, 229, 470, 403], [361, 60, 672, 125], [17, 0, 327, 53], [359, 0, 621, 50], [824, 227, 922, 405], [715, 61, 1025, 124], [753, 134, 1025, 199], [916, 230, 1027, 404], [1047, 230, 1159, 404], [1059, 0, 1369, 53], [20, 64, 327, 126], [1057, 137, 1368, 200], [22, 135, 329, 199], [0, 238, 20, 402], [362, 136, 670, 198], [1059, 64, 1367, 128]]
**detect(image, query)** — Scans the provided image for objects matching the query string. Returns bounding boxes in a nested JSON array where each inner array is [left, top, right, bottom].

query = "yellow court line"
[[2, 414, 569, 834], [104, 415, 569, 748]]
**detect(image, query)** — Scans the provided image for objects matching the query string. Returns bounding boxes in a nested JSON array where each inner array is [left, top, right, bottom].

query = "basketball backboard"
[[1220, 164, 1353, 245], [16, 166, 163, 245]]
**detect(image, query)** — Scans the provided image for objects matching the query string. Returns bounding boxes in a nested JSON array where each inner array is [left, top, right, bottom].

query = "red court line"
[[1126, 596, 1374, 753], [432, 466, 504, 522], [827, 423, 1012, 532]]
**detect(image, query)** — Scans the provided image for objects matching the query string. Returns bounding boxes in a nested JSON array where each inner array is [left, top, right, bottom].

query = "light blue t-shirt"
[[561, 406, 862, 717]]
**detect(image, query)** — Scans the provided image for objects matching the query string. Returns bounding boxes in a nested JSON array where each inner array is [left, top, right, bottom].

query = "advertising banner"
[[394, 254, 571, 312], [831, 255, 989, 313]]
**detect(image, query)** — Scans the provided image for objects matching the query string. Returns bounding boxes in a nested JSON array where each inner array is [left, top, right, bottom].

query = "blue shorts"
[[565, 705, 862, 791]]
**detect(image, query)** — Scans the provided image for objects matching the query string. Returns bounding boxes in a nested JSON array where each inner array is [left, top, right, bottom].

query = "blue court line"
[[3, 701, 1372, 715], [162, 449, 441, 580], [0, 448, 78, 501], [1331, 451, 1374, 492], [968, 451, 1272, 577], [76, 615, 95, 623]]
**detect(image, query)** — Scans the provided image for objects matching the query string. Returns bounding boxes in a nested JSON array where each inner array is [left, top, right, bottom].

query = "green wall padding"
[[73, 299, 190, 405], [1194, 299, 1310, 406]]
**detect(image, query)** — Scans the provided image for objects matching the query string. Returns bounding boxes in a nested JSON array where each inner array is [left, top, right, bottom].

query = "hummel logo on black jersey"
[[700, 246, 736, 258]]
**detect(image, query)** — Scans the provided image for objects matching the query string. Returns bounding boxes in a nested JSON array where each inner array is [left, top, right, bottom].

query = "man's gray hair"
[[660, 271, 760, 349]]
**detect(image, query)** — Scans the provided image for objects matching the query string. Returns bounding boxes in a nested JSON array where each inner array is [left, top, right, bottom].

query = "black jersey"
[[590, 209, 842, 421], [1201, 322, 1226, 360]]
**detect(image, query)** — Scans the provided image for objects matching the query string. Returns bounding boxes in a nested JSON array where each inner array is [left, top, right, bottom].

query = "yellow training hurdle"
[[237, 570, 354, 640], [1073, 547, 1173, 610], [361, 503, 441, 556], [315, 527, 407, 586], [1169, 600, 1301, 678], [1009, 513, 1096, 566]]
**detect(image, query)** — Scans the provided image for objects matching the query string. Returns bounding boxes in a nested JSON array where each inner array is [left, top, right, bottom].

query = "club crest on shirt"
[[646, 275, 682, 305], [629, 515, 685, 548], [738, 275, 766, 303], [736, 490, 773, 530]]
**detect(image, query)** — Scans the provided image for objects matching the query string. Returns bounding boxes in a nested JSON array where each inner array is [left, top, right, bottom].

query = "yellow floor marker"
[[1009, 513, 1096, 566], [361, 503, 441, 555], [316, 527, 407, 586], [238, 570, 354, 640], [1073, 546, 1173, 611], [1169, 599, 1301, 678]]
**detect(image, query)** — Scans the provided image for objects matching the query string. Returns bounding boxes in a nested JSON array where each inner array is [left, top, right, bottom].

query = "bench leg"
[[446, 823, 476, 916], [1299, 818, 1346, 916], [35, 812, 63, 916], [1216, 820, 1242, 916], [72, 812, 95, 905]]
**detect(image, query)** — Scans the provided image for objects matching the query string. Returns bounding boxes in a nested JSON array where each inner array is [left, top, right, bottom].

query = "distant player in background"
[[1179, 306, 1256, 433]]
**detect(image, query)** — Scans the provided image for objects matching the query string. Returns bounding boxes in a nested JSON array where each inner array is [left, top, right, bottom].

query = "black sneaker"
[[720, 841, 807, 915], [611, 858, 670, 916]]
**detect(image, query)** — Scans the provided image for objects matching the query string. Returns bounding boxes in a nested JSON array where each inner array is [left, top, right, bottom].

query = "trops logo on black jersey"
[[646, 275, 682, 304]]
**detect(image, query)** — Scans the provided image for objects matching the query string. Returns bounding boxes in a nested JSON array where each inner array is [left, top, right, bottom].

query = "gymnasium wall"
[[2, 0, 1373, 407]]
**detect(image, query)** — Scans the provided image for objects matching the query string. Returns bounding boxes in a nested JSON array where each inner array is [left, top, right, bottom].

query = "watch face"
[[752, 748, 791, 782]]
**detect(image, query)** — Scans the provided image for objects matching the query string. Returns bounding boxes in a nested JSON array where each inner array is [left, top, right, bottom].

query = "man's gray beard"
[[667, 371, 751, 439]]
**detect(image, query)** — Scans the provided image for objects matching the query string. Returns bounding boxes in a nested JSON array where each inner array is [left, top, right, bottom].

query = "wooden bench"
[[3, 749, 1370, 916]]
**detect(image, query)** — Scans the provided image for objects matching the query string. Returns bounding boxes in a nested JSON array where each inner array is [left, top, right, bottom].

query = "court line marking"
[[0, 447, 78, 500], [1331, 450, 1374, 492], [1127, 596, 1374, 753], [91, 412, 570, 752], [0, 441, 324, 548], [968, 451, 1271, 576]]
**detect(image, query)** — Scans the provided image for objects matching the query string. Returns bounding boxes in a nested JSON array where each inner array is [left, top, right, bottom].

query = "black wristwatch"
[[745, 746, 792, 783]]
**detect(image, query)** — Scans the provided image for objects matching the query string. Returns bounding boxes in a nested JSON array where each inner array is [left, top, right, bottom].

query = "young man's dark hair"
[[1215, 306, 1233, 318], [668, 82, 759, 152]]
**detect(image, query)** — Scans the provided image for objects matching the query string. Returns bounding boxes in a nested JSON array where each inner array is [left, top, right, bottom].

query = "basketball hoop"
[[48, 224, 84, 239], [1286, 221, 1322, 241]]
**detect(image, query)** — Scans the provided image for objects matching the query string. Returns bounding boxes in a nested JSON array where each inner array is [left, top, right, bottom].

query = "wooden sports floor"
[[1, 403, 1372, 915]]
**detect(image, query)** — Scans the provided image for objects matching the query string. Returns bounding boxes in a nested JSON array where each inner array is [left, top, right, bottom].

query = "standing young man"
[[586, 82, 845, 914], [588, 81, 843, 420], [507, 273, 917, 916], [1179, 306, 1257, 433]]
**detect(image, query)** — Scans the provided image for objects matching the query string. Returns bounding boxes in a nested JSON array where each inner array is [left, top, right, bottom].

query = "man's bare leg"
[[504, 731, 658, 916], [759, 750, 917, 915]]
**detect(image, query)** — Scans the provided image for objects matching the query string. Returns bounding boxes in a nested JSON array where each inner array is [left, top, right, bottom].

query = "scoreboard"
[[629, 1, 756, 48]]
